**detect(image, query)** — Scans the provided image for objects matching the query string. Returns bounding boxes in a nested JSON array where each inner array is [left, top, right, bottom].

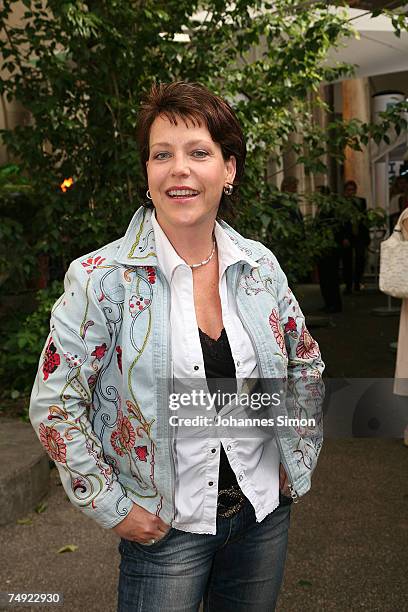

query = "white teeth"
[[167, 189, 198, 197]]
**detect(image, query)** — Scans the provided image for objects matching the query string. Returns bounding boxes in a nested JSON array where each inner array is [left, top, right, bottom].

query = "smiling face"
[[146, 115, 236, 234]]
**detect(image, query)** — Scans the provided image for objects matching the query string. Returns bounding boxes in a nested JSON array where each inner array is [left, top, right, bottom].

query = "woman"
[[29, 82, 324, 611], [389, 175, 408, 231], [393, 208, 408, 445]]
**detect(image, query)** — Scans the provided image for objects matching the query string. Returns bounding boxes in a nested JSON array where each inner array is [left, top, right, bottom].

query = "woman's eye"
[[154, 152, 171, 160], [192, 150, 209, 158]]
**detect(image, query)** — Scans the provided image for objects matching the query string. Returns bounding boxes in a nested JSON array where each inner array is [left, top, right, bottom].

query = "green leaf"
[[35, 502, 48, 514], [298, 579, 313, 587], [17, 517, 33, 525], [373, 133, 382, 146], [57, 544, 79, 554]]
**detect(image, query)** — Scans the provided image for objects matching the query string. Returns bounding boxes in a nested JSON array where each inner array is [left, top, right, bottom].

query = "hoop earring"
[[223, 183, 234, 196], [146, 189, 152, 200]]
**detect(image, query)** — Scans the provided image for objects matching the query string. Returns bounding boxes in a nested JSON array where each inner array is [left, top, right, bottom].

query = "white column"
[[342, 77, 373, 206]]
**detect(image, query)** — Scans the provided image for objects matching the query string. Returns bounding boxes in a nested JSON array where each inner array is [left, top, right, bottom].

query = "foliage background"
[[0, 0, 407, 399]]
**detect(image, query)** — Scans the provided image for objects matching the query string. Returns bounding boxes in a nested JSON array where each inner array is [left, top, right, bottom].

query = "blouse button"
[[208, 481, 214, 486], [211, 448, 216, 454], [194, 365, 199, 371], [226, 445, 231, 451], [238, 474, 244, 482], [236, 361, 240, 367]]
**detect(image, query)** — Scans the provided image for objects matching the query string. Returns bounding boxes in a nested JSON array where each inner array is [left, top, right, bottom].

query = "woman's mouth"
[[166, 188, 200, 200]]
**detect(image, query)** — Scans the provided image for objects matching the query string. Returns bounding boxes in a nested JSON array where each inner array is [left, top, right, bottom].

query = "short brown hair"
[[136, 81, 246, 215]]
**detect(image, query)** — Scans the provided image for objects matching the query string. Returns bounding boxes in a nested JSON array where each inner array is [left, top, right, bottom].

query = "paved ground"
[[1, 284, 407, 611]]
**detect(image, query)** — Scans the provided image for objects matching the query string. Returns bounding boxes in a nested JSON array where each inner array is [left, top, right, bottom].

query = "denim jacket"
[[29, 206, 324, 529]]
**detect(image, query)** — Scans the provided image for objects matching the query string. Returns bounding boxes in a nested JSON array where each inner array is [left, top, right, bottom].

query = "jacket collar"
[[114, 205, 265, 267]]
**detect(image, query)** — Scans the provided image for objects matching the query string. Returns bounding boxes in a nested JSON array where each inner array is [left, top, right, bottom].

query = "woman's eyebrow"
[[150, 139, 213, 148]]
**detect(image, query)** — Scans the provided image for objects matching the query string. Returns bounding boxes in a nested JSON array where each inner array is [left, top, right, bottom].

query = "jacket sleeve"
[[29, 260, 133, 528], [275, 259, 325, 474]]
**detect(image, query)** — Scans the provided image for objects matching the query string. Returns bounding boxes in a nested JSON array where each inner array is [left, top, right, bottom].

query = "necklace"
[[189, 236, 216, 269]]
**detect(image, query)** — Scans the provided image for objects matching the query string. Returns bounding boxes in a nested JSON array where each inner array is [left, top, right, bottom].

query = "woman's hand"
[[279, 463, 291, 498], [112, 503, 170, 544]]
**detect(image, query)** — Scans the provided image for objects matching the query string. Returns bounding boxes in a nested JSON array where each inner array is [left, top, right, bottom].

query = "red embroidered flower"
[[284, 317, 297, 333], [111, 416, 135, 456], [116, 346, 122, 373], [39, 423, 67, 463], [120, 417, 135, 448], [296, 327, 319, 359], [81, 255, 106, 273], [135, 445, 148, 462], [42, 338, 61, 381], [144, 266, 156, 284], [91, 343, 107, 360], [269, 309, 287, 355]]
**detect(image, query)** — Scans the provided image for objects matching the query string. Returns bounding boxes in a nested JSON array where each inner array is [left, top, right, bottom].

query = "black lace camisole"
[[198, 327, 239, 490]]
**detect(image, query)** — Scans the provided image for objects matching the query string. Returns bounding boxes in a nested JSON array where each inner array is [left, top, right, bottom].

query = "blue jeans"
[[117, 497, 291, 612]]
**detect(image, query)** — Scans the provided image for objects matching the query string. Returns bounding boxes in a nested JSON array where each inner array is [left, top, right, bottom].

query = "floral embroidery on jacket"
[[239, 268, 264, 295], [47, 405, 68, 422], [144, 266, 156, 284], [81, 320, 94, 339], [64, 351, 84, 368], [87, 374, 98, 390], [284, 316, 297, 334], [135, 445, 149, 462], [39, 423, 67, 463], [281, 287, 297, 314], [111, 415, 136, 456], [73, 477, 87, 493], [284, 316, 299, 340], [91, 343, 108, 360], [296, 326, 319, 359], [42, 338, 61, 381], [269, 309, 287, 356], [129, 295, 151, 316], [116, 346, 122, 373], [81, 255, 106, 274]]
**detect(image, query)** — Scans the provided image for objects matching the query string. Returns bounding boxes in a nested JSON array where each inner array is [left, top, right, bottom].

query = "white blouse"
[[151, 211, 280, 535]]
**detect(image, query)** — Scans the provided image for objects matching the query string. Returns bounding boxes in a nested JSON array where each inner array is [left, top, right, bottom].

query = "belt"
[[216, 484, 247, 518]]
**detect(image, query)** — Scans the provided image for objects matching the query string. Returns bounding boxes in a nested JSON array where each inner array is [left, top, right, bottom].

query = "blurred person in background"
[[315, 185, 343, 313], [341, 180, 370, 294]]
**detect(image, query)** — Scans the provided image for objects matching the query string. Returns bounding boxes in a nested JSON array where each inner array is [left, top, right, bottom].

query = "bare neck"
[[155, 214, 216, 267]]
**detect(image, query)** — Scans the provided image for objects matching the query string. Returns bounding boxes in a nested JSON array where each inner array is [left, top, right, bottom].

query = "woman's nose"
[[170, 154, 190, 176]]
